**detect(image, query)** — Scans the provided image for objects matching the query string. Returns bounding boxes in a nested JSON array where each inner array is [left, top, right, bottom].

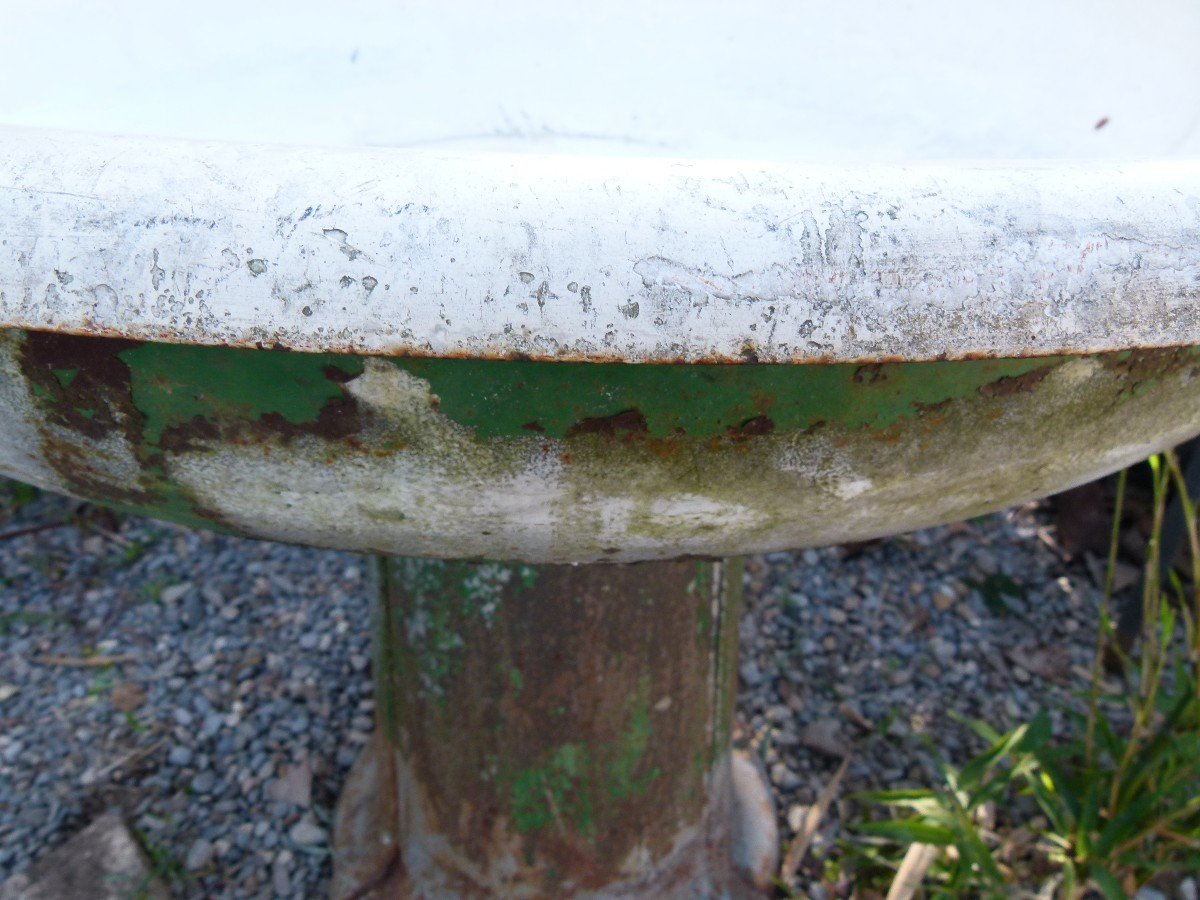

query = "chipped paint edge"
[[3, 127, 1200, 365]]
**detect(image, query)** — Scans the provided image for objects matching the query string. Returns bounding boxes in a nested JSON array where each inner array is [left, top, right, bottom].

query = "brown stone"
[[109, 681, 146, 714]]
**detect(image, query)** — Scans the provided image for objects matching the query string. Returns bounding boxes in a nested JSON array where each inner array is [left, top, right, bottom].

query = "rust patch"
[[156, 375, 369, 452], [157, 415, 221, 454], [870, 423, 904, 444], [24, 321, 1200, 367], [40, 440, 161, 510], [1099, 346, 1195, 389], [258, 396, 365, 443], [977, 364, 1055, 398], [17, 332, 281, 529], [323, 364, 359, 384], [21, 332, 143, 443], [912, 397, 952, 415], [24, 320, 1197, 367], [331, 732, 408, 900], [727, 416, 774, 439], [566, 408, 649, 439], [19, 332, 170, 511], [342, 849, 404, 900], [521, 420, 546, 433], [645, 437, 683, 460], [853, 363, 887, 384]]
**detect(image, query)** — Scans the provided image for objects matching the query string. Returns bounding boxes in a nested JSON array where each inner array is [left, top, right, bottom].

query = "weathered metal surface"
[[3, 129, 1200, 365], [332, 557, 757, 898], [3, 329, 1200, 563]]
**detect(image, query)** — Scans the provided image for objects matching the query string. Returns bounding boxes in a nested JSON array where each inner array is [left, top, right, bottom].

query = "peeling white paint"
[[1, 129, 1199, 364], [643, 495, 765, 537], [344, 360, 438, 415], [834, 479, 873, 501]]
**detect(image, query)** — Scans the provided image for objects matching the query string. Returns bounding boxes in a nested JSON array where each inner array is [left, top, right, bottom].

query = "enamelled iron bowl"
[[2, 1, 1200, 897]]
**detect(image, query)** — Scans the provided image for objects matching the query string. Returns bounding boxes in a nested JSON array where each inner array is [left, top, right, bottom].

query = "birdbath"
[[4, 2, 1200, 896]]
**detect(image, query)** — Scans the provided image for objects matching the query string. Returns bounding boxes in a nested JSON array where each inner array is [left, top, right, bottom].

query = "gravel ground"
[[739, 510, 1109, 895], [0, 482, 1145, 897]]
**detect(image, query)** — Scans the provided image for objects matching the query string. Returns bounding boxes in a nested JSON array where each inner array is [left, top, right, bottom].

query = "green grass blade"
[[1089, 864, 1127, 900], [855, 820, 957, 846]]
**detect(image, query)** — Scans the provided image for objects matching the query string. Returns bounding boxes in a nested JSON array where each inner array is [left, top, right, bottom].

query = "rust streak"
[[977, 364, 1055, 399], [19, 325, 1189, 368], [727, 416, 774, 439], [565, 409, 649, 439]]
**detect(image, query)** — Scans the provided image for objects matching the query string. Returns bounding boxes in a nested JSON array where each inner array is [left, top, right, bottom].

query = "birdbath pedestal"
[[331, 556, 767, 898]]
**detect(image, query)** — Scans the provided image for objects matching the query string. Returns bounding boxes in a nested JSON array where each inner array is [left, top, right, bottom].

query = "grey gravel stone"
[[184, 838, 214, 872], [160, 582, 192, 605], [739, 660, 764, 687], [271, 850, 293, 897], [0, 498, 369, 890], [182, 592, 206, 627], [199, 712, 224, 739], [737, 503, 1119, 896], [288, 818, 326, 846]]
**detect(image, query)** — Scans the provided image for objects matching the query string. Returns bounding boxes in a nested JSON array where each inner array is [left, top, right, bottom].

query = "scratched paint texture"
[[4, 329, 1200, 563], [3, 129, 1200, 365]]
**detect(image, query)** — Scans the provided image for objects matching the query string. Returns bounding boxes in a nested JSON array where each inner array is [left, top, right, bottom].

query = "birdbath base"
[[331, 556, 770, 898]]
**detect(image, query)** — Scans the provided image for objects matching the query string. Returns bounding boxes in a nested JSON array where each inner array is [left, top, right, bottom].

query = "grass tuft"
[[844, 451, 1200, 898]]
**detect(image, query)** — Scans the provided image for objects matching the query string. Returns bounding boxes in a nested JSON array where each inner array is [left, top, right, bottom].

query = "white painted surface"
[[2, 0, 1199, 161], [1, 129, 1198, 363]]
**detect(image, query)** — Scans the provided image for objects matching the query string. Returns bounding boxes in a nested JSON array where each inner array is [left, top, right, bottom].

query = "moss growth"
[[394, 560, 542, 697], [393, 559, 460, 697], [606, 676, 659, 801], [511, 743, 594, 836]]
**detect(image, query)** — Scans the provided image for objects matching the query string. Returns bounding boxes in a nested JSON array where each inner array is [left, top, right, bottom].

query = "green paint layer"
[[120, 342, 363, 445], [109, 340, 1065, 445], [393, 356, 1061, 439]]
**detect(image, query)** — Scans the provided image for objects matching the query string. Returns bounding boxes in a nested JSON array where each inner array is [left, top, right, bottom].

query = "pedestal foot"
[[730, 750, 780, 892]]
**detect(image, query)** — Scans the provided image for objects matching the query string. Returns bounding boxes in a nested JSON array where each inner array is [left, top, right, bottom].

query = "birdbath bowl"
[[3, 1, 1200, 896]]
